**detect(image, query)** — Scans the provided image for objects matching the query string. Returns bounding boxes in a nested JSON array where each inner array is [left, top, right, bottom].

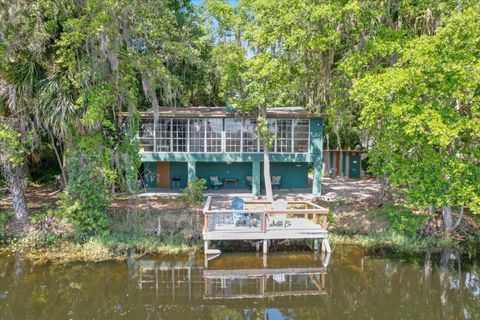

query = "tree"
[[0, 0, 221, 230], [0, 57, 44, 222], [352, 5, 480, 234], [208, 0, 298, 200]]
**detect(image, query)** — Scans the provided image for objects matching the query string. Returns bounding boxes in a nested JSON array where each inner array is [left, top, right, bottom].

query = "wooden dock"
[[202, 196, 331, 255]]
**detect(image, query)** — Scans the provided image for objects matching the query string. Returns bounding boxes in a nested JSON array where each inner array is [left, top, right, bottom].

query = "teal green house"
[[137, 107, 324, 196]]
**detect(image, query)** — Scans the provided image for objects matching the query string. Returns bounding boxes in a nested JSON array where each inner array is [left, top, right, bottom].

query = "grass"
[[329, 231, 464, 254], [4, 209, 204, 264], [0, 210, 14, 243], [20, 234, 202, 265]]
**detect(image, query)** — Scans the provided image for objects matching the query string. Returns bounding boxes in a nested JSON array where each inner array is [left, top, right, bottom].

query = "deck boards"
[[204, 217, 327, 241]]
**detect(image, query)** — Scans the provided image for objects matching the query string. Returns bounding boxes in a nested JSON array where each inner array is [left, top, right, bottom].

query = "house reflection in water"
[[130, 252, 330, 301]]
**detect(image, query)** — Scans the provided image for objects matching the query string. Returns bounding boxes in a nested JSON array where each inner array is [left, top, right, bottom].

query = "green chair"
[[246, 176, 253, 189], [209, 176, 223, 189], [272, 176, 282, 189]]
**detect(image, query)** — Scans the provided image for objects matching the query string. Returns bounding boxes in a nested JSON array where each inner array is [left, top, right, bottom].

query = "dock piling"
[[321, 239, 332, 253]]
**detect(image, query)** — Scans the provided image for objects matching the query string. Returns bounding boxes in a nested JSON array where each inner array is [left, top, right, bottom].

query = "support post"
[[252, 161, 261, 197], [204, 240, 210, 268], [204, 240, 210, 254], [314, 239, 320, 252], [312, 156, 322, 196], [321, 238, 332, 254], [263, 239, 268, 255], [187, 161, 196, 183]]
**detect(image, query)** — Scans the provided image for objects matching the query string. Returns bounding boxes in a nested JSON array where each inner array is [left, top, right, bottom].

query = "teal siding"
[[170, 162, 188, 188], [310, 118, 323, 195], [196, 162, 252, 189], [143, 162, 157, 188], [266, 163, 309, 189], [309, 118, 323, 155]]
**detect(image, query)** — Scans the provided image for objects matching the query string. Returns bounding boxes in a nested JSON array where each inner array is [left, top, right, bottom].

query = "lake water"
[[0, 246, 479, 319]]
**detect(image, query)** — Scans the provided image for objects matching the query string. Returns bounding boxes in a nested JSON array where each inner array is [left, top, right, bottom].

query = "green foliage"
[[353, 5, 480, 214], [60, 151, 112, 235], [181, 178, 207, 205], [18, 230, 70, 250], [382, 205, 429, 237], [0, 124, 28, 167], [29, 210, 52, 225], [0, 210, 14, 242]]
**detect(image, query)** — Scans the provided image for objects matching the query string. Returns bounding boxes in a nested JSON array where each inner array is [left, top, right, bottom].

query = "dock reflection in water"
[[2, 246, 479, 319], [130, 252, 331, 302]]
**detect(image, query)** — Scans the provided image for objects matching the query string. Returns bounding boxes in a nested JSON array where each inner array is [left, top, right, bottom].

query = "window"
[[258, 119, 276, 152], [225, 119, 242, 152], [171, 119, 187, 152], [189, 119, 205, 152], [293, 119, 309, 153], [139, 117, 310, 154], [276, 119, 292, 153], [242, 119, 258, 152], [206, 118, 222, 152], [153, 119, 170, 152], [139, 120, 154, 151]]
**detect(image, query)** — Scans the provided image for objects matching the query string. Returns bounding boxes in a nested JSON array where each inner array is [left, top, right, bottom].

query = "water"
[[0, 246, 479, 319]]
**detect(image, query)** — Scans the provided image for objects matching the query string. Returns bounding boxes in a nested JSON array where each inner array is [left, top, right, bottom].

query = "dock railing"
[[202, 196, 329, 234]]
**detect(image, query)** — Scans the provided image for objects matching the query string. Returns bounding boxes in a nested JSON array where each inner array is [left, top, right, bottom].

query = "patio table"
[[224, 178, 238, 189]]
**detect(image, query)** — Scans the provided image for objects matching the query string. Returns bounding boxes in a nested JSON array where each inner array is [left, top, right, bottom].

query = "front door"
[[349, 155, 361, 178], [156, 162, 170, 188]]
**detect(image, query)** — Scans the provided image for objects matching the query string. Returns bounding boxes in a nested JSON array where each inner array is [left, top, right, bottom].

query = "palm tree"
[[0, 58, 44, 222]]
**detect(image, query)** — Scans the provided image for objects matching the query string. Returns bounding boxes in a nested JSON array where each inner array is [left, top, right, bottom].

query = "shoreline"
[[1, 231, 478, 265]]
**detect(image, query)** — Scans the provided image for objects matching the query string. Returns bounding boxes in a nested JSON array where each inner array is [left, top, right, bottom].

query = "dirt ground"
[[316, 177, 389, 234], [0, 184, 61, 213], [1, 178, 387, 234], [0, 184, 201, 215]]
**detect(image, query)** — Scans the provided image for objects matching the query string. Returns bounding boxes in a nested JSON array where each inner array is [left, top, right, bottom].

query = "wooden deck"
[[202, 196, 331, 254]]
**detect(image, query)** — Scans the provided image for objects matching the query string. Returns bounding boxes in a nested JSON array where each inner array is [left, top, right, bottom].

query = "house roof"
[[131, 106, 324, 119]]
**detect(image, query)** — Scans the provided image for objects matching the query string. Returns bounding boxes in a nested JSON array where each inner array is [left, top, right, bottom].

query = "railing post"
[[261, 212, 268, 233], [203, 214, 209, 232], [322, 215, 328, 230]]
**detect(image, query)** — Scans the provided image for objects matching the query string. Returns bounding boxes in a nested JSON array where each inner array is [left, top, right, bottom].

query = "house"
[[136, 106, 324, 196]]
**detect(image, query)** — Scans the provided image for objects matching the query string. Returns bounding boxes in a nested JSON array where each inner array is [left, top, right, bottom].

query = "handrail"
[[202, 196, 329, 233]]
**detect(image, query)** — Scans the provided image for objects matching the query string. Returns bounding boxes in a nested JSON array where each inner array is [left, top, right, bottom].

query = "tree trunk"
[[263, 143, 273, 202], [48, 130, 67, 189], [442, 205, 453, 235], [7, 164, 28, 222]]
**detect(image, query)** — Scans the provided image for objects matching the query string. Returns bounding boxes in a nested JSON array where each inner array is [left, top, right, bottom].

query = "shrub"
[[382, 204, 428, 237], [180, 178, 207, 205], [0, 210, 14, 242], [60, 151, 112, 235]]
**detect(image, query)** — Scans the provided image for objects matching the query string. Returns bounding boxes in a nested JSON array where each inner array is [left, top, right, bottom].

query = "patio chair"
[[270, 199, 289, 228], [231, 197, 247, 226], [209, 176, 223, 189], [246, 176, 253, 188], [272, 176, 281, 189]]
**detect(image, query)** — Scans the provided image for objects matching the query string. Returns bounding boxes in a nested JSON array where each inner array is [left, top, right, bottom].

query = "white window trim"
[[140, 117, 311, 155]]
